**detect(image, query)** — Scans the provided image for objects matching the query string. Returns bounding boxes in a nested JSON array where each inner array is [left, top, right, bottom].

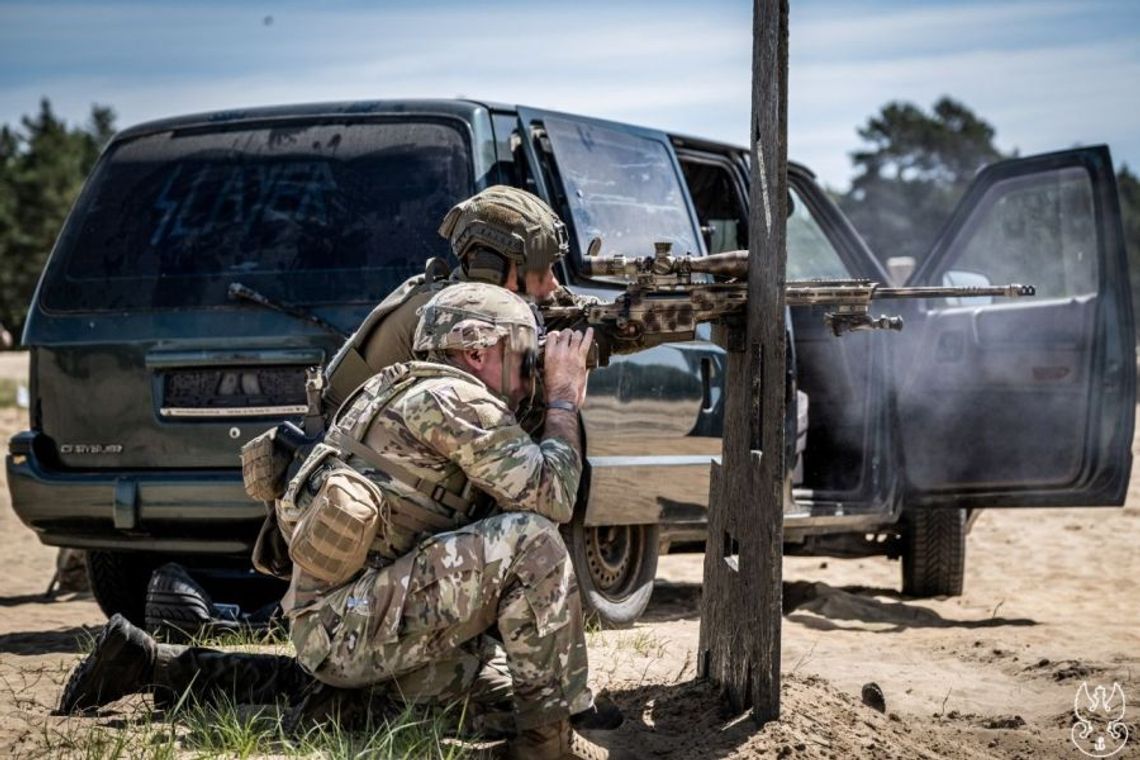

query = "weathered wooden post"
[[697, 0, 789, 723]]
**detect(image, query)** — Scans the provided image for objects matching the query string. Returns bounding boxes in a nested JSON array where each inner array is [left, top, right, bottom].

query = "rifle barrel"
[[578, 250, 1035, 302], [873, 284, 1036, 299]]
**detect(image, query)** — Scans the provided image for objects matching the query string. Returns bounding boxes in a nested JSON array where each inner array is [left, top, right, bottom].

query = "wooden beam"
[[698, 0, 789, 724]]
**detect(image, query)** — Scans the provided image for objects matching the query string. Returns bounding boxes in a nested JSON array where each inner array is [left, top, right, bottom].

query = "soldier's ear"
[[461, 347, 487, 370]]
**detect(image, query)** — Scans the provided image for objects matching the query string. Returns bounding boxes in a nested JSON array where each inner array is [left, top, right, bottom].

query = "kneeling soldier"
[[61, 282, 613, 760]]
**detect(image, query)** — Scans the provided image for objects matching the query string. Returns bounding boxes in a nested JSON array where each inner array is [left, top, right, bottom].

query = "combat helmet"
[[414, 282, 540, 402], [414, 281, 538, 356], [437, 186, 569, 289]]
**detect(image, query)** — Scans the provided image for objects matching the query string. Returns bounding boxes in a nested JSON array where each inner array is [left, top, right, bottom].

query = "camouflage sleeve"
[[403, 381, 581, 523]]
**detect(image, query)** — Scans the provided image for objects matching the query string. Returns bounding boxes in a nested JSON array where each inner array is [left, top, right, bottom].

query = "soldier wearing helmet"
[[283, 282, 606, 758], [323, 185, 577, 413], [60, 282, 617, 760]]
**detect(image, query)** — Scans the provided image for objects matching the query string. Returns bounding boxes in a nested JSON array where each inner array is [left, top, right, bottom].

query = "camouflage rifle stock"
[[542, 243, 1035, 367]]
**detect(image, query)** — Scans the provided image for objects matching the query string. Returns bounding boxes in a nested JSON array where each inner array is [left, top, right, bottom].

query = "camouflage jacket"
[[282, 360, 582, 613]]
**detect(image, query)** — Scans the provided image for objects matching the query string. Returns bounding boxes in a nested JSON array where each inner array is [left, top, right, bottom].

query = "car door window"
[[787, 187, 849, 280], [941, 167, 1097, 299], [542, 117, 700, 258], [678, 157, 747, 253]]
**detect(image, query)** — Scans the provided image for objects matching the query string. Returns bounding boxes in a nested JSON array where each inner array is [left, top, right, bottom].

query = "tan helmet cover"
[[437, 186, 569, 274], [413, 282, 538, 355]]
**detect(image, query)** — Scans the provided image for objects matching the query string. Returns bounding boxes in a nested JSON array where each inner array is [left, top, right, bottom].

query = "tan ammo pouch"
[[241, 427, 293, 502], [324, 428, 470, 532], [289, 468, 387, 586]]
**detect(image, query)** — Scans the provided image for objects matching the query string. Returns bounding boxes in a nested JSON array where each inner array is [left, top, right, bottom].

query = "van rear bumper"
[[7, 431, 263, 554]]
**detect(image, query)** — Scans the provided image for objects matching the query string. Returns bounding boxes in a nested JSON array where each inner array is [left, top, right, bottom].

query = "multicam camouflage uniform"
[[135, 190, 593, 728], [279, 283, 591, 731]]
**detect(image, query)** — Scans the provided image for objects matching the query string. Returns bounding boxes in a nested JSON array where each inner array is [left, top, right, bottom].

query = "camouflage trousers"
[[291, 511, 592, 730]]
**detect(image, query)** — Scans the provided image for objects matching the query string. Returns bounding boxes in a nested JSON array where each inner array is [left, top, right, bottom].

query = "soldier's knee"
[[479, 512, 570, 574]]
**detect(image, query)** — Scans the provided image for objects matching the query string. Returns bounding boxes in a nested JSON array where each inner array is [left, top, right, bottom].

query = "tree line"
[[0, 96, 1138, 340]]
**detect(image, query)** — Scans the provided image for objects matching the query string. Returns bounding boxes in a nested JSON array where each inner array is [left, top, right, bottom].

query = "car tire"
[[566, 510, 660, 628], [86, 551, 162, 626], [901, 507, 966, 597]]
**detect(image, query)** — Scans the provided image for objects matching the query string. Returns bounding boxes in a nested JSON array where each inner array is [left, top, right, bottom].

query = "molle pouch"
[[241, 423, 306, 502], [289, 469, 387, 586], [291, 610, 333, 676]]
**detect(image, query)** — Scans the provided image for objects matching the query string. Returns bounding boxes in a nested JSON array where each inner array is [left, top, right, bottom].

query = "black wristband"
[[546, 400, 578, 414]]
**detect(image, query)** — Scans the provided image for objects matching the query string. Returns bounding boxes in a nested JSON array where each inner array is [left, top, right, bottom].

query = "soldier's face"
[[506, 263, 559, 301], [524, 266, 559, 301], [461, 340, 528, 409]]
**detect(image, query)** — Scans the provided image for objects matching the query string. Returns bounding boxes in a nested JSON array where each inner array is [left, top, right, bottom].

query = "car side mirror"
[[942, 269, 994, 306]]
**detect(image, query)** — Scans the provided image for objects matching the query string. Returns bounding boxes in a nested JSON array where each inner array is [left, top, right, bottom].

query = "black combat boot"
[[58, 614, 157, 714], [145, 563, 237, 643]]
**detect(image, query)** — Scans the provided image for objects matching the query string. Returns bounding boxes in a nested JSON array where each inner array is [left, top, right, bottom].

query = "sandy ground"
[[0, 350, 1137, 758]]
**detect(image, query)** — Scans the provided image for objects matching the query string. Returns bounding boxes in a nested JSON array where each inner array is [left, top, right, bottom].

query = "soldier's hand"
[[544, 327, 594, 407]]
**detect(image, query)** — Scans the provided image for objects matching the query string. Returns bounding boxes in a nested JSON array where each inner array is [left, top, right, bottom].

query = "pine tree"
[[838, 97, 1006, 265], [0, 99, 116, 341]]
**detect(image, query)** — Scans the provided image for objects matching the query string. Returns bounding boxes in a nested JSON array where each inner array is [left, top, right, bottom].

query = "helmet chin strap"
[[501, 345, 513, 407]]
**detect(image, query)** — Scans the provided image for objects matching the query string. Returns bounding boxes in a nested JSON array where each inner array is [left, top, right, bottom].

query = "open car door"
[[898, 146, 1134, 508]]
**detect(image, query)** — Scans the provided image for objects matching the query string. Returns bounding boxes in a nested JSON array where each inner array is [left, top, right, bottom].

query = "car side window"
[[678, 157, 747, 254], [942, 167, 1097, 299], [542, 117, 700, 258], [786, 187, 850, 280]]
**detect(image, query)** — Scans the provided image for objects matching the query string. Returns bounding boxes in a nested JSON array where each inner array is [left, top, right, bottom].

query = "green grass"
[[36, 690, 484, 759], [174, 690, 481, 760], [31, 624, 487, 759], [617, 629, 667, 659], [177, 622, 295, 652]]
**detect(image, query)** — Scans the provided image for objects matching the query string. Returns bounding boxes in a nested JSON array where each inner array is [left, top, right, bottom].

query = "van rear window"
[[41, 119, 472, 311]]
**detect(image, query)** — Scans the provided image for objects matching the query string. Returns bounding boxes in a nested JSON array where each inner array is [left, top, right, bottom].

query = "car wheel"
[[901, 507, 966, 597], [567, 510, 659, 628], [86, 550, 162, 625]]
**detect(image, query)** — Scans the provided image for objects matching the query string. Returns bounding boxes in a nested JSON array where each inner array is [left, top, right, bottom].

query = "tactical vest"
[[321, 258, 452, 413], [279, 362, 488, 568]]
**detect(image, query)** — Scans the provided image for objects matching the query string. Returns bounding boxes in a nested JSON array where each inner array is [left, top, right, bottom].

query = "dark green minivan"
[[9, 99, 1135, 626]]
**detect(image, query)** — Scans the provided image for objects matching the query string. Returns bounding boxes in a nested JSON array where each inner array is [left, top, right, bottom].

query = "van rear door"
[[27, 116, 474, 470]]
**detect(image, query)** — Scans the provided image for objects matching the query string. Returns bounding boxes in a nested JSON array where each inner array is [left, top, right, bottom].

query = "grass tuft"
[[616, 629, 667, 659]]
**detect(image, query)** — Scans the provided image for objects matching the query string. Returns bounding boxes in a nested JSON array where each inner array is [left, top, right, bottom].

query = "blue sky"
[[1, 0, 1137, 190]]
